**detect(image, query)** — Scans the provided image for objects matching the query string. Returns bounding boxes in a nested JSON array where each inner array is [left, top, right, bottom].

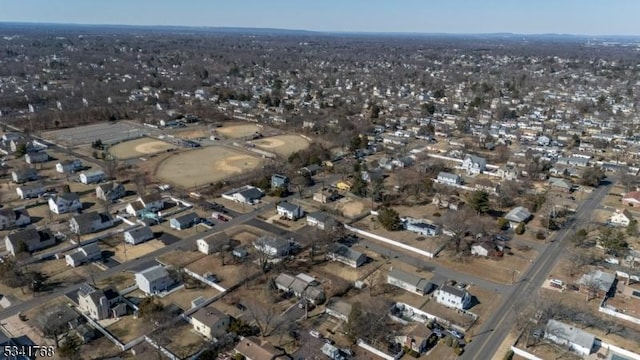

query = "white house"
[[16, 183, 46, 199], [0, 208, 31, 230], [435, 284, 472, 310], [77, 283, 125, 321], [387, 267, 434, 296], [461, 154, 487, 174], [138, 193, 164, 212], [56, 159, 82, 173], [79, 170, 105, 184], [253, 236, 293, 258], [190, 307, 230, 340], [196, 233, 230, 255], [135, 265, 175, 295], [123, 226, 154, 245], [436, 171, 462, 186], [231, 186, 264, 205], [66, 243, 102, 267], [276, 202, 303, 220], [504, 206, 532, 229], [326, 243, 366, 268], [48, 193, 82, 214], [69, 212, 115, 235], [545, 319, 595, 356], [610, 209, 632, 227], [306, 211, 336, 230]]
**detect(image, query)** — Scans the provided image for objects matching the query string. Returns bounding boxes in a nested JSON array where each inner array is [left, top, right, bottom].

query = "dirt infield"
[[156, 145, 263, 187], [252, 134, 310, 157], [109, 137, 176, 159], [216, 123, 261, 138]]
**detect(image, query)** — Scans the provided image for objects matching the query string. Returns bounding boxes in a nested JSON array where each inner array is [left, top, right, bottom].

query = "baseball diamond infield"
[[109, 137, 177, 159], [155, 145, 263, 187], [251, 134, 310, 157]]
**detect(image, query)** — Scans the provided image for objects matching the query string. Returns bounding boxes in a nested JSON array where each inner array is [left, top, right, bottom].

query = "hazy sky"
[[1, 0, 638, 35]]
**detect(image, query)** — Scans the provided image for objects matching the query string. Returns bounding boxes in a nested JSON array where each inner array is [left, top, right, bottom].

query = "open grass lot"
[[437, 248, 538, 285], [158, 285, 221, 311], [186, 255, 260, 289], [156, 320, 205, 359], [354, 215, 446, 254], [80, 336, 123, 360], [97, 272, 136, 291], [106, 315, 156, 343], [157, 249, 205, 268], [216, 123, 262, 138], [252, 134, 310, 157], [156, 145, 263, 187], [316, 256, 381, 282], [109, 137, 176, 159], [333, 196, 370, 219], [110, 239, 165, 263], [175, 129, 210, 140], [42, 121, 146, 146]]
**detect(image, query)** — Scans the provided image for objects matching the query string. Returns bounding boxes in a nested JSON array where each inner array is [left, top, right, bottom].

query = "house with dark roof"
[[462, 154, 487, 174], [232, 186, 264, 204], [234, 336, 286, 360], [56, 159, 83, 173], [48, 192, 82, 214], [25, 151, 50, 164], [4, 228, 55, 256], [69, 212, 115, 235], [326, 243, 366, 268], [306, 211, 337, 230], [66, 243, 102, 267], [276, 201, 303, 220], [404, 218, 441, 237], [274, 273, 326, 304], [191, 306, 230, 339], [271, 174, 289, 189], [0, 208, 31, 230], [11, 168, 38, 183], [79, 170, 105, 184], [396, 324, 438, 355], [124, 226, 154, 245], [436, 171, 462, 186], [196, 232, 231, 255], [325, 298, 353, 322], [96, 182, 126, 202], [169, 212, 201, 230], [387, 268, 434, 296], [435, 284, 472, 310], [16, 183, 46, 199], [253, 236, 294, 258]]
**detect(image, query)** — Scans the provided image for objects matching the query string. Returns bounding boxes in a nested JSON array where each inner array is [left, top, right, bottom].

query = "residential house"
[[322, 343, 343, 360], [306, 211, 337, 230], [549, 177, 573, 192], [234, 336, 285, 360], [335, 180, 352, 191], [313, 189, 338, 204], [169, 212, 201, 230], [16, 183, 46, 199], [66, 243, 102, 267], [56, 159, 82, 173], [197, 233, 231, 255], [404, 219, 441, 237], [69, 212, 115, 235], [274, 273, 325, 304], [578, 270, 616, 298], [0, 208, 31, 230], [497, 164, 519, 181], [436, 171, 462, 186], [124, 226, 154, 245], [48, 193, 82, 214], [232, 186, 264, 205], [253, 236, 293, 258], [191, 307, 230, 339], [79, 170, 105, 184], [504, 206, 532, 229], [276, 201, 303, 220], [396, 324, 438, 355], [432, 194, 463, 211], [545, 319, 595, 356], [77, 283, 125, 321], [462, 154, 487, 174], [135, 265, 175, 295], [96, 182, 126, 202], [471, 242, 501, 257], [324, 298, 352, 322], [11, 168, 38, 183], [25, 151, 49, 164], [387, 267, 434, 296], [125, 201, 146, 217], [622, 191, 640, 207], [435, 284, 473, 310], [326, 244, 366, 268], [271, 174, 289, 189], [5, 228, 55, 256], [610, 209, 633, 227], [138, 193, 164, 212], [300, 164, 322, 176]]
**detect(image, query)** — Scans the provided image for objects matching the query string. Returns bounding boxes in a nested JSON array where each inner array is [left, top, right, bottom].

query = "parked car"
[[448, 329, 464, 339], [235, 303, 247, 311], [309, 330, 321, 338]]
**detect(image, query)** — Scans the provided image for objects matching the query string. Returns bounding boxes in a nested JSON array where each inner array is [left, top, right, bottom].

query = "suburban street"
[[462, 179, 615, 360]]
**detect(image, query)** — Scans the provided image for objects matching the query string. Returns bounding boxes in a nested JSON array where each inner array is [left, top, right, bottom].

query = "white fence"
[[344, 225, 437, 258], [599, 305, 640, 325], [183, 268, 227, 293], [596, 339, 640, 360], [357, 339, 402, 360], [510, 346, 544, 360]]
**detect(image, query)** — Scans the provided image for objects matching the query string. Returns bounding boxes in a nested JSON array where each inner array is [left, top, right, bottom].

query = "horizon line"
[[1, 21, 639, 38]]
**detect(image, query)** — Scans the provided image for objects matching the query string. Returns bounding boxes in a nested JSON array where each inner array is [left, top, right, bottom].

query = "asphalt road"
[[461, 179, 614, 360]]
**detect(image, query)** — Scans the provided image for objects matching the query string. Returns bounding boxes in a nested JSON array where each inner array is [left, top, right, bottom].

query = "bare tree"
[[245, 301, 283, 337]]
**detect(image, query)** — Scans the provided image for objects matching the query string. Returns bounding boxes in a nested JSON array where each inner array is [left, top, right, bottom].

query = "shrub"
[[445, 336, 454, 347], [433, 212, 441, 217], [515, 223, 525, 235], [535, 231, 546, 240], [497, 217, 508, 230], [454, 346, 465, 356], [503, 350, 514, 360]]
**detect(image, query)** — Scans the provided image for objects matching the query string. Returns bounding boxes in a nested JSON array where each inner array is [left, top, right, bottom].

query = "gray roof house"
[[69, 211, 115, 235], [306, 211, 337, 230], [436, 171, 462, 186], [232, 186, 264, 204], [326, 244, 366, 268], [66, 243, 102, 267], [0, 208, 31, 230], [504, 206, 532, 228], [435, 284, 472, 310], [578, 270, 616, 297], [77, 283, 124, 320], [96, 182, 126, 202], [545, 319, 595, 356], [124, 226, 154, 245], [462, 154, 487, 174], [253, 236, 293, 258], [135, 265, 175, 295], [48, 192, 82, 214], [324, 298, 353, 323], [276, 201, 303, 220], [387, 267, 434, 296], [169, 212, 201, 230], [11, 168, 39, 183], [5, 228, 55, 256], [274, 273, 325, 304]]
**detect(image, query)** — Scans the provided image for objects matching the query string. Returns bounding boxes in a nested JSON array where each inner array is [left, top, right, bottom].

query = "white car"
[[309, 330, 321, 338]]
